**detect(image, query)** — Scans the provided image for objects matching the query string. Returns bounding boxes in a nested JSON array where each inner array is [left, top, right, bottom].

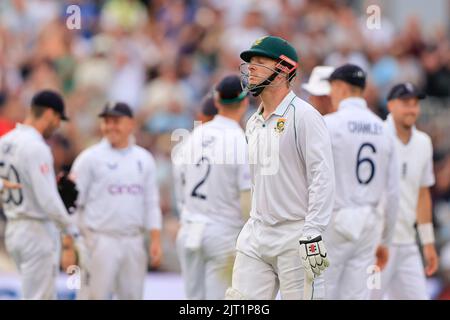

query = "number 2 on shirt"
[[191, 156, 211, 200]]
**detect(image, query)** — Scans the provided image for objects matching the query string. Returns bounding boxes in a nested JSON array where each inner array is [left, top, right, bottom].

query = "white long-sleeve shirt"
[[324, 97, 399, 244], [245, 91, 335, 237], [175, 115, 251, 228], [0, 124, 74, 232], [385, 115, 435, 245], [70, 139, 162, 235]]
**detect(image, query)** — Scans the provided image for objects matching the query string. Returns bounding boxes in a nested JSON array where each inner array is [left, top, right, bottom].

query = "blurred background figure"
[[302, 65, 335, 115]]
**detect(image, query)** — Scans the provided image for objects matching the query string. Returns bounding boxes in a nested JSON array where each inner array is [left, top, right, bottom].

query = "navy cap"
[[215, 75, 248, 105], [31, 90, 69, 121], [98, 102, 133, 118], [201, 95, 218, 117], [387, 82, 426, 101], [327, 64, 366, 89]]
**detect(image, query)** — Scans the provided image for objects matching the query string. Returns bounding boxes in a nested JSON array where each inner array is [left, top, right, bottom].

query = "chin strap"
[[248, 71, 279, 97], [247, 61, 297, 97]]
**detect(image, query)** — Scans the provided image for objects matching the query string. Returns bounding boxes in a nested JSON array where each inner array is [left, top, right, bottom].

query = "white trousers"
[[323, 211, 379, 300], [176, 222, 240, 300], [371, 244, 428, 300], [228, 218, 325, 300], [5, 219, 60, 300], [77, 232, 147, 300]]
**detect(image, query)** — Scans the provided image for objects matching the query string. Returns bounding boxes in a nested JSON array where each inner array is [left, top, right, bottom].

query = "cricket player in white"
[[323, 64, 399, 300], [172, 95, 218, 216], [371, 83, 438, 300], [0, 90, 79, 299], [226, 36, 335, 300], [70, 102, 162, 300], [174, 75, 251, 300]]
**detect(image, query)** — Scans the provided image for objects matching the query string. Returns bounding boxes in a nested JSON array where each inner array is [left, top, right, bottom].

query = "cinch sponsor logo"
[[108, 184, 143, 195]]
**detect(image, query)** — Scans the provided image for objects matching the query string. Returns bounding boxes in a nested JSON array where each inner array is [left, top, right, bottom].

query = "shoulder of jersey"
[[134, 144, 155, 160], [75, 141, 106, 162], [414, 129, 433, 146], [0, 128, 17, 140], [294, 97, 322, 119]]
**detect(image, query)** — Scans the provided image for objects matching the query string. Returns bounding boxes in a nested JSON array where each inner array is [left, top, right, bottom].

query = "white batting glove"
[[299, 235, 329, 280]]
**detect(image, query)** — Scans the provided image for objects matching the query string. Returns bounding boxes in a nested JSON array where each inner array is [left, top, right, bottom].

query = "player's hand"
[[2, 179, 22, 189], [375, 245, 389, 271], [61, 247, 78, 271], [149, 240, 162, 268], [299, 235, 329, 280], [61, 235, 78, 272], [423, 244, 439, 276]]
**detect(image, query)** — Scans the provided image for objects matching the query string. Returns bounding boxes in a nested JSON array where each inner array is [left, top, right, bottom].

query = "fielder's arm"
[[416, 187, 438, 276], [145, 155, 163, 268], [27, 145, 77, 235], [0, 179, 22, 190]]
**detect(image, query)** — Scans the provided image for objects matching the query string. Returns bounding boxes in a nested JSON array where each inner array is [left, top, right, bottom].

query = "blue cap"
[[201, 95, 217, 116], [31, 90, 69, 121], [98, 102, 133, 118], [387, 82, 426, 101], [327, 64, 366, 89], [215, 75, 248, 105]]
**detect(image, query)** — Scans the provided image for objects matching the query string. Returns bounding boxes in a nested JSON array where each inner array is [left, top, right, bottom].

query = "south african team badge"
[[275, 118, 286, 134]]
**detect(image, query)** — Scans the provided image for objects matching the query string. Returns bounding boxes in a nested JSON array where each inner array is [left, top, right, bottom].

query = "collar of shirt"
[[211, 114, 241, 129], [16, 123, 44, 142], [385, 113, 417, 143], [100, 137, 135, 155], [338, 97, 368, 111], [256, 90, 297, 121]]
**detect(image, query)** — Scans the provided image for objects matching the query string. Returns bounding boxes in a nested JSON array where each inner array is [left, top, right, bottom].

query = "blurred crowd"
[[0, 0, 449, 298]]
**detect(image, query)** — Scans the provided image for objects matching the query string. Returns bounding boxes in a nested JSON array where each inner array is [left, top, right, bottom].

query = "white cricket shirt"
[[70, 138, 162, 235], [324, 97, 399, 244], [0, 124, 73, 232], [177, 115, 251, 229], [245, 91, 335, 237], [385, 115, 435, 244]]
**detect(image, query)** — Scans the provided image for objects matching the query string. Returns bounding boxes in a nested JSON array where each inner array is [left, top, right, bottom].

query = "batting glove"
[[299, 235, 329, 280]]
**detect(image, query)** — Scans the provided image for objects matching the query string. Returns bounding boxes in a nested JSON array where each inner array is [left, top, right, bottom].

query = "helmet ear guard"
[[275, 55, 298, 82], [276, 55, 298, 74]]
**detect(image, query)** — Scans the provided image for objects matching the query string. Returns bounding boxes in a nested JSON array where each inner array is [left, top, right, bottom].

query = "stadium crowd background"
[[0, 0, 449, 299]]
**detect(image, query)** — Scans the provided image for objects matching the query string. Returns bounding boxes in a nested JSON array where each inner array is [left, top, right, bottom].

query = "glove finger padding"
[[299, 244, 315, 280]]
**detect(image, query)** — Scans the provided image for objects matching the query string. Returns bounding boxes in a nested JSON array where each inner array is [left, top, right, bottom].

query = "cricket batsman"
[[226, 36, 335, 300]]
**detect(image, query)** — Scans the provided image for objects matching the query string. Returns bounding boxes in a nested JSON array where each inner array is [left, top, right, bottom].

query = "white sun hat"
[[302, 66, 335, 96]]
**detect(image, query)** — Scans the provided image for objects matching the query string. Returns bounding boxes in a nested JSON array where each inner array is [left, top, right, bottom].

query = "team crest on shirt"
[[274, 118, 286, 134]]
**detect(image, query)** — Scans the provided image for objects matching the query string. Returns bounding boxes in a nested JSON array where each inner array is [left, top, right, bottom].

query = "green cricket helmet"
[[240, 36, 299, 96]]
